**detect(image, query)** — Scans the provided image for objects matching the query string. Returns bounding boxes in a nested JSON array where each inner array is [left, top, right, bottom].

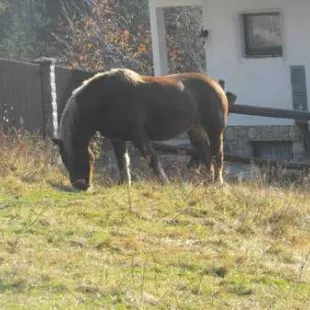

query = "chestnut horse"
[[52, 68, 229, 190]]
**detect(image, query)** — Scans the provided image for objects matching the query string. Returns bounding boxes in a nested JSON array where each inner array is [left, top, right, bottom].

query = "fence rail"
[[230, 104, 310, 122], [152, 99, 310, 170]]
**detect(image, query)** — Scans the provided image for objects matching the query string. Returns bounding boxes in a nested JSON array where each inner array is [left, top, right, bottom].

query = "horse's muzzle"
[[72, 179, 91, 191]]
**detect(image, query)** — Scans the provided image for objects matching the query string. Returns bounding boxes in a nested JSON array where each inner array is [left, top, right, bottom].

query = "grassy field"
[[0, 133, 309, 309]]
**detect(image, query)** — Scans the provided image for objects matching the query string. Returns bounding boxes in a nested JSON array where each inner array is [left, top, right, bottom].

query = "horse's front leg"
[[132, 135, 169, 184], [111, 139, 132, 185], [148, 143, 170, 184]]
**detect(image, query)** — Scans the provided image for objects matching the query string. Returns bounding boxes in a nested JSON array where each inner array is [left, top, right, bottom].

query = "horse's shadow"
[[48, 181, 76, 192]]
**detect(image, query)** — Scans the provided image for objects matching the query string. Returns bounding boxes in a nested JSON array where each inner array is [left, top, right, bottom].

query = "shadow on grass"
[[48, 181, 76, 192]]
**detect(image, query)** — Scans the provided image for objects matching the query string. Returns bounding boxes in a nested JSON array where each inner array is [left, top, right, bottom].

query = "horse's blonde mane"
[[72, 68, 143, 97], [108, 68, 145, 85]]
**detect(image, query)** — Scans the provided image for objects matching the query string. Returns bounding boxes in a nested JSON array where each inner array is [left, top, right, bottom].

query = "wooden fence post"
[[33, 57, 58, 138]]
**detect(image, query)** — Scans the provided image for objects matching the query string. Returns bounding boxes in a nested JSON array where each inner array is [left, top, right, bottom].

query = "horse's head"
[[52, 138, 95, 191]]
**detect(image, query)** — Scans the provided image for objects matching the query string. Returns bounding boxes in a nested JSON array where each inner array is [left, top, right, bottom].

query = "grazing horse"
[[52, 68, 229, 190]]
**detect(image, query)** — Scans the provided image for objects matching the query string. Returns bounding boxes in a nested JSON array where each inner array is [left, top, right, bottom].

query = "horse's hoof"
[[72, 179, 91, 191], [216, 179, 225, 187], [117, 180, 132, 187], [86, 185, 94, 192], [161, 176, 170, 185]]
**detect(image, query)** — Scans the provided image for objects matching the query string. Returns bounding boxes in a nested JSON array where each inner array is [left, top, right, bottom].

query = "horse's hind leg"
[[111, 139, 131, 185], [206, 130, 225, 185], [132, 135, 169, 184], [187, 124, 214, 181], [187, 124, 211, 172]]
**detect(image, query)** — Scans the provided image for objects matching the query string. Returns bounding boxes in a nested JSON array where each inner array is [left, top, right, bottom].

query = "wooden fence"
[[153, 100, 310, 170], [0, 57, 91, 135], [0, 58, 44, 132], [229, 103, 310, 122], [1, 59, 310, 169]]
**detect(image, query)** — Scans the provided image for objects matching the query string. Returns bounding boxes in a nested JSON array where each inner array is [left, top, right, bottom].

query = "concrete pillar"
[[149, 4, 168, 76], [33, 57, 58, 137], [201, 2, 209, 72]]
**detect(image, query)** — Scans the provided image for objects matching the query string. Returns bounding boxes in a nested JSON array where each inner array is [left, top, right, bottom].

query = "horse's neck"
[[73, 125, 95, 149]]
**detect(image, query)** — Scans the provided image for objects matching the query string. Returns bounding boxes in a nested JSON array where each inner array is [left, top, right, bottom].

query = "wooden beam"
[[230, 104, 310, 122]]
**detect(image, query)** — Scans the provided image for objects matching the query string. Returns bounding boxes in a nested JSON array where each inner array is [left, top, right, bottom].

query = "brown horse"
[[52, 68, 229, 190]]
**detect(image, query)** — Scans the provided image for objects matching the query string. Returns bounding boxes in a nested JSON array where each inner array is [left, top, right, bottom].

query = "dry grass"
[[0, 131, 309, 309]]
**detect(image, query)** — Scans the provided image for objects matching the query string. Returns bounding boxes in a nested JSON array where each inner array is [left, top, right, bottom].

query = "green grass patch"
[[0, 133, 309, 309]]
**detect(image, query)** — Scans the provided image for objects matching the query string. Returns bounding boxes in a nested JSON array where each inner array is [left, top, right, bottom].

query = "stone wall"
[[98, 125, 307, 167], [164, 125, 306, 161], [224, 125, 305, 160]]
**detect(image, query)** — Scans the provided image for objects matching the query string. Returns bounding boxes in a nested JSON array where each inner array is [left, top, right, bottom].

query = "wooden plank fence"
[[0, 57, 91, 135], [0, 58, 44, 132]]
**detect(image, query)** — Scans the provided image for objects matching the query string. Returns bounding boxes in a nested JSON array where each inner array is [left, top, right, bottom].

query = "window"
[[242, 12, 282, 58], [251, 141, 293, 160]]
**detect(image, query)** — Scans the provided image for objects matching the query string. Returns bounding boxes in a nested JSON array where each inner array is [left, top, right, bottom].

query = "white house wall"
[[202, 0, 310, 126]]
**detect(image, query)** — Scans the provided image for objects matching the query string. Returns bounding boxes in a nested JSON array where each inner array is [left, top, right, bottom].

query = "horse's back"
[[168, 72, 227, 103], [71, 69, 228, 142], [167, 72, 228, 126]]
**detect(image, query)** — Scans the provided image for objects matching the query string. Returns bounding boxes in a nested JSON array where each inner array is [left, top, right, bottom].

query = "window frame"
[[242, 11, 283, 58]]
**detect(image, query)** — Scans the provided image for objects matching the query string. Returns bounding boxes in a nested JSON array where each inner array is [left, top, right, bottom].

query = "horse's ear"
[[51, 137, 63, 147], [226, 91, 237, 106]]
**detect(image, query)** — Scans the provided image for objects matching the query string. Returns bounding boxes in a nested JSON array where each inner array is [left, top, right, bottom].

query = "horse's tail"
[[218, 79, 237, 113]]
